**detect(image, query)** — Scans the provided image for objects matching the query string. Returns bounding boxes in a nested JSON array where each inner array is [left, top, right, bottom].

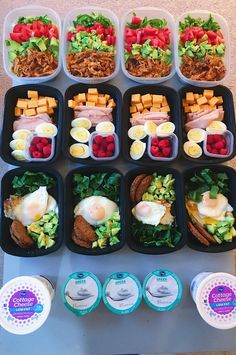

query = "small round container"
[[62, 272, 102, 316], [175, 10, 230, 87], [143, 269, 182, 311], [121, 7, 176, 84], [147, 133, 178, 161], [3, 6, 62, 83], [0, 275, 54, 335], [62, 7, 120, 84], [203, 130, 234, 159], [190, 272, 236, 329], [103, 272, 142, 314], [89, 132, 119, 161]]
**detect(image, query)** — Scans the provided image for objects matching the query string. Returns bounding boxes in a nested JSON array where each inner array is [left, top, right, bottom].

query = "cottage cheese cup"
[[190, 272, 236, 329], [143, 269, 182, 311], [103, 272, 142, 314], [62, 272, 102, 316], [0, 275, 54, 335]]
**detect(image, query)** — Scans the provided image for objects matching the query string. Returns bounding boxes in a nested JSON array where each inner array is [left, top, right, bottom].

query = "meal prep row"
[[3, 7, 230, 85]]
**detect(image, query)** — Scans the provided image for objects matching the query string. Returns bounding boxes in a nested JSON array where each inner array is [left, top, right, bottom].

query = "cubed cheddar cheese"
[[152, 95, 163, 105], [218, 105, 223, 109], [193, 93, 199, 99], [105, 94, 110, 101], [28, 100, 38, 108], [108, 99, 116, 108], [152, 103, 161, 108], [142, 108, 150, 114], [131, 94, 141, 104], [182, 99, 188, 107], [130, 105, 137, 114], [47, 97, 57, 108], [131, 112, 141, 118], [203, 89, 214, 99], [150, 107, 160, 112], [141, 94, 152, 104], [88, 88, 98, 95], [217, 96, 223, 105], [143, 101, 152, 109], [186, 92, 195, 104], [37, 106, 48, 114], [209, 96, 219, 107], [184, 106, 191, 113], [160, 105, 170, 112], [14, 107, 22, 117], [96, 104, 106, 108], [197, 96, 208, 106], [98, 97, 106, 105], [27, 90, 38, 99], [136, 103, 143, 112], [38, 98, 47, 107], [16, 99, 28, 110], [48, 107, 54, 115], [25, 108, 36, 116], [78, 93, 86, 102], [68, 100, 76, 108], [190, 104, 200, 113], [86, 101, 96, 107], [162, 96, 168, 106]]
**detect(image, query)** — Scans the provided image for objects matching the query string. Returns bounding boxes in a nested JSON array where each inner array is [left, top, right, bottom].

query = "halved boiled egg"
[[12, 129, 32, 141], [70, 127, 90, 143], [35, 123, 57, 138], [96, 121, 115, 134], [130, 140, 146, 160], [187, 128, 206, 143], [71, 117, 92, 130], [183, 141, 202, 158], [144, 121, 157, 137], [11, 150, 28, 161], [70, 143, 90, 158], [128, 125, 146, 140], [156, 122, 175, 136], [9, 139, 27, 151], [206, 121, 227, 133]]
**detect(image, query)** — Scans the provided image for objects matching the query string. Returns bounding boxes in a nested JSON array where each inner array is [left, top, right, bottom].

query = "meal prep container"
[[0, 84, 64, 166], [62, 7, 120, 83], [122, 84, 181, 166], [63, 83, 122, 164], [64, 166, 125, 255], [179, 85, 236, 164], [0, 167, 63, 257], [3, 6, 62, 83], [120, 7, 176, 84], [175, 10, 230, 87], [183, 165, 236, 253], [124, 167, 186, 254]]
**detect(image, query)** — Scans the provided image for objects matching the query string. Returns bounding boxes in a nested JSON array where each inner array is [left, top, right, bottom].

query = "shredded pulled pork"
[[125, 55, 171, 78], [12, 49, 58, 77], [180, 54, 226, 81], [67, 50, 115, 77]]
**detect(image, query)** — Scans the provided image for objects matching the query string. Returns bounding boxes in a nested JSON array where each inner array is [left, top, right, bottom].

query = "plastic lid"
[[103, 272, 142, 314], [143, 269, 182, 311], [195, 272, 236, 329], [62, 272, 102, 316], [0, 276, 52, 335]]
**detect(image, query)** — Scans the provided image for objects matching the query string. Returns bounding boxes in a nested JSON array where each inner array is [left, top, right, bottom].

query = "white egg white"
[[132, 201, 166, 226]]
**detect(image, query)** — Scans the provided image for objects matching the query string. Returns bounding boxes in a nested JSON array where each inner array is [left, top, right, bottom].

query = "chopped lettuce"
[[127, 14, 167, 30], [12, 171, 55, 196], [17, 15, 52, 25], [73, 13, 112, 28], [179, 14, 221, 33]]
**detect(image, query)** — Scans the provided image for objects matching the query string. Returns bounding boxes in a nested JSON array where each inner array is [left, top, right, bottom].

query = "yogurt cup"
[[103, 272, 142, 314], [190, 272, 236, 329], [0, 275, 54, 335], [62, 272, 102, 316], [143, 269, 182, 311]]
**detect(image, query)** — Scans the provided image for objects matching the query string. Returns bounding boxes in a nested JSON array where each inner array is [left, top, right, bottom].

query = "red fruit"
[[206, 144, 212, 153], [211, 149, 219, 154], [151, 137, 159, 146], [29, 145, 36, 153], [98, 151, 106, 158], [131, 16, 142, 25], [32, 137, 41, 144], [106, 151, 113, 157], [220, 148, 228, 155], [150, 146, 159, 157], [92, 143, 99, 152], [107, 143, 115, 152], [162, 147, 172, 157], [212, 134, 223, 142], [101, 141, 108, 151], [213, 140, 225, 150], [159, 139, 170, 148], [106, 135, 114, 143], [43, 145, 51, 156], [32, 151, 43, 158], [41, 138, 49, 145], [207, 135, 214, 144], [94, 135, 103, 144], [36, 143, 44, 152]]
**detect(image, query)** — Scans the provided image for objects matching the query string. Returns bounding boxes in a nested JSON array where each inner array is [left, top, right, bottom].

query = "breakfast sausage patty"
[[135, 175, 153, 203], [73, 215, 97, 243], [10, 220, 34, 248], [130, 174, 146, 203], [72, 232, 92, 248]]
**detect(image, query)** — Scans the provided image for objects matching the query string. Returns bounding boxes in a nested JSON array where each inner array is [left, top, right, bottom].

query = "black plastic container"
[[122, 85, 182, 165], [0, 84, 64, 166], [63, 83, 122, 164], [184, 165, 236, 252], [124, 167, 186, 254], [64, 166, 125, 255], [179, 85, 236, 164], [0, 167, 63, 257]]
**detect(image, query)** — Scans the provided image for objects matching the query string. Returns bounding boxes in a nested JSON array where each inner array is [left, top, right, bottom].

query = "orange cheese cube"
[[16, 99, 28, 110], [197, 96, 208, 106], [36, 106, 48, 114], [88, 88, 98, 95], [27, 90, 38, 99], [131, 94, 141, 104], [25, 108, 36, 116], [130, 106, 137, 114], [14, 107, 22, 117], [136, 103, 143, 112]]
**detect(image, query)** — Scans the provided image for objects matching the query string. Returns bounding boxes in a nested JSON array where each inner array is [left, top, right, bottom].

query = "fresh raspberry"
[[101, 141, 108, 151], [162, 147, 172, 157], [106, 135, 114, 143], [29, 145, 36, 153], [151, 137, 159, 146], [41, 138, 49, 145], [36, 143, 44, 152], [32, 151, 43, 158], [94, 135, 103, 144], [31, 137, 41, 144], [43, 145, 51, 156], [212, 134, 223, 142], [106, 151, 113, 157], [213, 141, 225, 150], [206, 144, 212, 153], [150, 146, 159, 156], [211, 149, 219, 154], [207, 135, 214, 144], [98, 151, 106, 158], [107, 143, 115, 152], [220, 148, 228, 155], [92, 143, 99, 152], [159, 139, 170, 148]]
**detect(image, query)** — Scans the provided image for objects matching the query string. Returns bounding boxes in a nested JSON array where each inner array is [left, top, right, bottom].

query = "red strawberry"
[[151, 146, 159, 156], [162, 147, 172, 157], [151, 137, 159, 146], [36, 143, 44, 152], [41, 138, 49, 145], [220, 148, 228, 155], [32, 137, 41, 144], [106, 135, 114, 143], [159, 139, 170, 148], [107, 143, 115, 152], [32, 151, 43, 158], [94, 135, 103, 144]]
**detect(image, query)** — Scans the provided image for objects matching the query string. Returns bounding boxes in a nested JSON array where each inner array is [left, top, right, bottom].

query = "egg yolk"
[[89, 204, 105, 221]]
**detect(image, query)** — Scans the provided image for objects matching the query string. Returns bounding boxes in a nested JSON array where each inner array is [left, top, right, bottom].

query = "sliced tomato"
[[10, 32, 22, 43], [76, 25, 86, 32], [108, 25, 114, 35], [206, 30, 217, 40], [143, 26, 157, 35], [67, 32, 76, 41], [125, 27, 136, 37], [13, 24, 25, 33], [131, 16, 142, 25], [125, 35, 137, 44], [96, 27, 104, 35]]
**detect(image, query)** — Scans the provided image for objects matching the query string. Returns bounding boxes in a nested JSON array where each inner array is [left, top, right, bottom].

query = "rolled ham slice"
[[130, 112, 170, 126], [186, 108, 224, 122], [185, 109, 224, 132], [74, 106, 113, 126], [13, 113, 52, 131]]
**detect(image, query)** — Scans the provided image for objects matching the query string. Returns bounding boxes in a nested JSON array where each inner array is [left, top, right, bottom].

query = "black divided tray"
[[0, 167, 64, 257], [184, 165, 236, 253], [64, 166, 125, 255], [63, 83, 122, 164], [124, 167, 187, 254], [122, 84, 182, 165], [0, 84, 64, 166], [179, 85, 236, 164]]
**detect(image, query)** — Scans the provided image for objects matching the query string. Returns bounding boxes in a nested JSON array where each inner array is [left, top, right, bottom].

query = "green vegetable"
[[92, 212, 121, 249], [73, 173, 121, 204], [178, 39, 225, 60], [125, 40, 172, 63], [73, 13, 112, 28], [179, 14, 221, 33], [142, 173, 176, 204], [68, 31, 114, 54], [186, 168, 229, 203], [17, 15, 52, 25], [131, 219, 181, 248], [27, 212, 58, 249], [127, 14, 167, 29], [12, 171, 55, 196]]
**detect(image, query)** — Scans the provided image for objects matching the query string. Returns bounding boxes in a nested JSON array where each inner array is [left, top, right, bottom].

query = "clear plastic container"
[[3, 6, 62, 84], [175, 10, 230, 87], [27, 136, 55, 162], [203, 130, 234, 158], [62, 7, 120, 83], [120, 7, 176, 84], [147, 133, 178, 161], [89, 131, 119, 161]]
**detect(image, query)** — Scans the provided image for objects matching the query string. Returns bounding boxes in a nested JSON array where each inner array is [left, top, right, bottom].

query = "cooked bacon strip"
[[126, 55, 171, 78], [188, 221, 210, 246]]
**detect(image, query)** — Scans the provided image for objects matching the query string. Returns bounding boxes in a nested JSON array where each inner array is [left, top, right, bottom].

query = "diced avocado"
[[111, 227, 120, 236], [230, 227, 236, 237], [43, 222, 54, 233], [50, 37, 59, 47], [148, 185, 156, 194], [223, 232, 233, 242], [8, 51, 17, 63], [36, 38, 47, 51], [112, 211, 120, 222], [217, 226, 229, 235], [8, 40, 22, 51], [206, 224, 216, 235], [225, 215, 235, 227], [214, 235, 223, 244], [110, 236, 120, 246], [98, 239, 107, 248], [37, 234, 46, 248], [45, 237, 55, 249], [28, 224, 42, 234], [95, 229, 104, 240], [92, 241, 98, 248]]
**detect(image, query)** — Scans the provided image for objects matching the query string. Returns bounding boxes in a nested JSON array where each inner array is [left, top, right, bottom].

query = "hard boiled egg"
[[187, 128, 206, 143], [12, 129, 32, 141], [71, 117, 92, 130], [96, 121, 115, 134], [69, 143, 90, 158], [35, 123, 58, 138], [183, 141, 202, 158], [206, 121, 227, 133], [11, 150, 28, 161], [132, 201, 166, 226], [128, 125, 146, 140], [197, 191, 233, 220], [9, 139, 27, 151], [144, 121, 157, 137], [70, 127, 90, 143], [156, 122, 175, 136], [130, 140, 146, 160], [74, 196, 118, 226]]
